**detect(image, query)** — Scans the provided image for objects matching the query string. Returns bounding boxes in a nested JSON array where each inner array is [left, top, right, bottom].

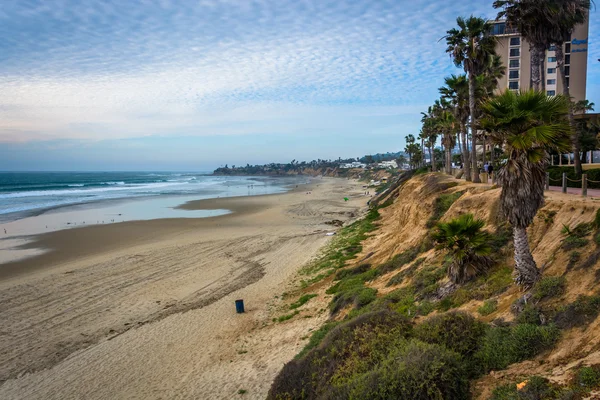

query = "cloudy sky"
[[0, 0, 598, 171]]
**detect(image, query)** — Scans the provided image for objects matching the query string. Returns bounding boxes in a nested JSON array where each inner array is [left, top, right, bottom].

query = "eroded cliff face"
[[357, 173, 600, 398]]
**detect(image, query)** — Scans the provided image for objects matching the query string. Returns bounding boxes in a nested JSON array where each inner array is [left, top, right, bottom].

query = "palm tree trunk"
[[468, 72, 480, 183], [428, 146, 434, 172], [530, 45, 542, 91], [461, 124, 471, 181], [446, 145, 452, 175], [513, 226, 541, 288], [556, 42, 581, 175], [482, 135, 487, 165]]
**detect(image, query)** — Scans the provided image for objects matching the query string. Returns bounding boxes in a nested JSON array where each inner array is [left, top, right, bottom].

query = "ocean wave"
[[0, 181, 185, 199]]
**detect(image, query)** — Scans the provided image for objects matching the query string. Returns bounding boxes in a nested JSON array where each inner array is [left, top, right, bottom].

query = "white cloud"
[[0, 0, 597, 145]]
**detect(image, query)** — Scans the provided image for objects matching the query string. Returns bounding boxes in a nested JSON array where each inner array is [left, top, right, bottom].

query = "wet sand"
[[0, 177, 368, 399]]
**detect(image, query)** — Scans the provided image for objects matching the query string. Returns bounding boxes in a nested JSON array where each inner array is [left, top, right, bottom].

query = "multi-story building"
[[491, 16, 589, 102]]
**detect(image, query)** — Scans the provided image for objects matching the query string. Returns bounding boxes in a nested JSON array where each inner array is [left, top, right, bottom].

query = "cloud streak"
[[0, 0, 597, 157]]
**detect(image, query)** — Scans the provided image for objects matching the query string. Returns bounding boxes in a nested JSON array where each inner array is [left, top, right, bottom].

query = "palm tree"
[[431, 98, 458, 175], [480, 90, 571, 288], [477, 55, 507, 167], [573, 100, 595, 114], [421, 108, 438, 172], [440, 74, 472, 180], [445, 16, 498, 183], [550, 0, 594, 175], [432, 213, 494, 284], [494, 0, 556, 91]]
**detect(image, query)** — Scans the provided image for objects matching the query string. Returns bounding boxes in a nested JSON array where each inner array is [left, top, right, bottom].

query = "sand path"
[[0, 177, 367, 399]]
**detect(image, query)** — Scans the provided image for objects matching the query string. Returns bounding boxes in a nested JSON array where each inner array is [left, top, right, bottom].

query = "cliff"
[[269, 172, 600, 399]]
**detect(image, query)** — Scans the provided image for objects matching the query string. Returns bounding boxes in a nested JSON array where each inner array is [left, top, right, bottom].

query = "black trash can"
[[235, 299, 245, 313]]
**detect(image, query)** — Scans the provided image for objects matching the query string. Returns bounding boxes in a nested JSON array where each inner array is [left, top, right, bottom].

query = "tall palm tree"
[[440, 74, 472, 180], [480, 90, 571, 288], [421, 108, 439, 172], [550, 0, 594, 175], [431, 98, 458, 175], [494, 0, 555, 91], [432, 213, 494, 284], [445, 16, 498, 183]]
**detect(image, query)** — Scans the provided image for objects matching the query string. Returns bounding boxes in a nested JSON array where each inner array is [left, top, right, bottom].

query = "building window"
[[509, 59, 520, 68], [510, 48, 520, 57], [565, 43, 571, 53], [547, 90, 556, 96], [547, 79, 556, 85], [509, 70, 519, 79], [564, 66, 570, 76], [509, 81, 519, 90], [549, 45, 557, 51], [565, 55, 571, 64], [510, 37, 521, 46], [492, 23, 506, 35], [548, 57, 557, 62], [548, 68, 556, 74]]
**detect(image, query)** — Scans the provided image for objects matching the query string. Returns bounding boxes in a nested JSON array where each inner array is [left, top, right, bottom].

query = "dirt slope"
[[355, 173, 600, 398]]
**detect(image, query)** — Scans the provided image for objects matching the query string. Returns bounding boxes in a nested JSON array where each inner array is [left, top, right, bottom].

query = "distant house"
[[340, 162, 367, 169], [377, 160, 398, 169]]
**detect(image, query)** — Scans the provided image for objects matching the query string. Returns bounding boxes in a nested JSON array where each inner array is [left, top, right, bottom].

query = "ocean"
[[0, 172, 296, 223]]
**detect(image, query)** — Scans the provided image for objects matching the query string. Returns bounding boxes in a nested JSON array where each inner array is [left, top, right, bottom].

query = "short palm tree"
[[445, 16, 498, 183], [480, 90, 572, 288], [432, 213, 494, 284]]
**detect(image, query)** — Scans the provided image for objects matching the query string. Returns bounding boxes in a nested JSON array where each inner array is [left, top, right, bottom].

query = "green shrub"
[[330, 286, 377, 314], [383, 287, 418, 317], [548, 166, 600, 190], [277, 310, 299, 322], [490, 376, 561, 400], [562, 236, 589, 250], [300, 209, 380, 278], [561, 222, 592, 250], [575, 365, 600, 388], [295, 322, 339, 359], [339, 340, 470, 400], [386, 257, 425, 287], [515, 304, 543, 325], [412, 265, 446, 298], [426, 191, 465, 228], [377, 246, 421, 275], [478, 299, 498, 316], [490, 223, 513, 252], [268, 311, 412, 399], [334, 264, 372, 280], [476, 324, 560, 372], [290, 294, 318, 310], [414, 312, 487, 358], [532, 276, 567, 301], [554, 294, 600, 329], [417, 300, 435, 316]]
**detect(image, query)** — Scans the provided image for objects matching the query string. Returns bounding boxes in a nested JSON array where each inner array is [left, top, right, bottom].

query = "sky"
[[0, 0, 598, 171]]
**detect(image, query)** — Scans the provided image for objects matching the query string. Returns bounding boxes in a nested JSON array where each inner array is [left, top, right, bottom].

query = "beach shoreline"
[[0, 176, 309, 269], [0, 176, 368, 399]]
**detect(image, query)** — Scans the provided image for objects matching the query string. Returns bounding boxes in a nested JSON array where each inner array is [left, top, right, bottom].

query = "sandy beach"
[[0, 177, 367, 399]]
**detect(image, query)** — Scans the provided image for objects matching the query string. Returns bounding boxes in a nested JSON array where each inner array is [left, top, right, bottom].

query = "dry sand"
[[0, 177, 368, 399]]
